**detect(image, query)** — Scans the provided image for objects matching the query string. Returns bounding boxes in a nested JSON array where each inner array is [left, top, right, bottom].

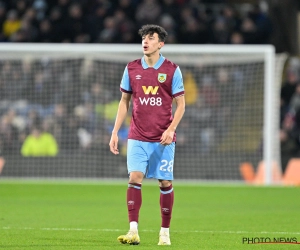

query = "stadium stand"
[[0, 0, 272, 44]]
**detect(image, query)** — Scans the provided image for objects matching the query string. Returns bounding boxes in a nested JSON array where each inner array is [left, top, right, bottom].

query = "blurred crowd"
[[0, 0, 272, 44], [0, 58, 120, 156], [280, 58, 300, 171]]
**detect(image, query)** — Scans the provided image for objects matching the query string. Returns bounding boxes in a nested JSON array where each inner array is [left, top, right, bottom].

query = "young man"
[[109, 24, 185, 246]]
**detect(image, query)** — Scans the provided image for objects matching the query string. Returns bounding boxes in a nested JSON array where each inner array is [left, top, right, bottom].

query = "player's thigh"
[[147, 142, 175, 180], [127, 139, 148, 175]]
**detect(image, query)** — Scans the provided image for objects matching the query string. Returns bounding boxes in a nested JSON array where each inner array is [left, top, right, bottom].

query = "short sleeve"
[[120, 66, 132, 93], [172, 66, 184, 97]]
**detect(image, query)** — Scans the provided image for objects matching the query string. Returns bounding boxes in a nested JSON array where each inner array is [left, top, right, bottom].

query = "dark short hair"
[[138, 24, 168, 42]]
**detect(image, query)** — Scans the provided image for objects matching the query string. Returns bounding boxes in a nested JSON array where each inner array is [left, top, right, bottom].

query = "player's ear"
[[159, 42, 164, 49]]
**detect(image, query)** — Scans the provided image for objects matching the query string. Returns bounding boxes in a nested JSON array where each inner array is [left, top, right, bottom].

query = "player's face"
[[142, 33, 164, 56]]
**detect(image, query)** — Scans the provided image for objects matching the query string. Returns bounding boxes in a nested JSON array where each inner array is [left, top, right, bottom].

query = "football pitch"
[[0, 180, 299, 250]]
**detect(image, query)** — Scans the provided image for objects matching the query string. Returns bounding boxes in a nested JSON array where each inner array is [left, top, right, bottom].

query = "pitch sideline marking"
[[1, 227, 300, 235]]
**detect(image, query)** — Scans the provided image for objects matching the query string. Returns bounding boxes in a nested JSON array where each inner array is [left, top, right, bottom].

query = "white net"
[[0, 44, 286, 182]]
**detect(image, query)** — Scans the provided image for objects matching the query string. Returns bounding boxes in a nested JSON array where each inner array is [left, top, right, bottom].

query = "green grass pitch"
[[0, 180, 299, 249]]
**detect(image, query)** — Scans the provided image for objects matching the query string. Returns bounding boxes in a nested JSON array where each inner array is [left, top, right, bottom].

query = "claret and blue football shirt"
[[120, 54, 184, 142]]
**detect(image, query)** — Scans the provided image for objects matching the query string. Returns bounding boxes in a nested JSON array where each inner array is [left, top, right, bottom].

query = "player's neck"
[[144, 52, 160, 68]]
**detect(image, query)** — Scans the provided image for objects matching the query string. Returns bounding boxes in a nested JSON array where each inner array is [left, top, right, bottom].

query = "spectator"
[[50, 103, 67, 142], [118, 0, 137, 22], [240, 17, 259, 44], [60, 114, 79, 150], [1, 61, 28, 100], [62, 3, 89, 43], [29, 72, 50, 105], [114, 9, 136, 43], [22, 7, 39, 30], [178, 6, 194, 29], [98, 16, 119, 43], [56, 0, 71, 18], [135, 0, 162, 26], [12, 17, 38, 42], [37, 18, 55, 43], [21, 126, 58, 157], [48, 7, 64, 42], [279, 128, 299, 173], [24, 109, 42, 134], [32, 0, 47, 21], [0, 2, 7, 34], [2, 10, 21, 39], [0, 109, 22, 154], [15, 0, 28, 18], [280, 112, 300, 172], [289, 83, 300, 115], [280, 59, 300, 172], [0, 78, 4, 100], [161, 0, 180, 21], [293, 109, 300, 151], [180, 16, 209, 44], [159, 14, 177, 43], [221, 4, 241, 33], [211, 17, 230, 44], [85, 3, 109, 42], [200, 75, 220, 108], [230, 31, 244, 44], [281, 69, 299, 113], [247, 3, 272, 44]]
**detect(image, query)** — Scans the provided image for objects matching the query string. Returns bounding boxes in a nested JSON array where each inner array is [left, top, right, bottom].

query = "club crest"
[[158, 73, 167, 83]]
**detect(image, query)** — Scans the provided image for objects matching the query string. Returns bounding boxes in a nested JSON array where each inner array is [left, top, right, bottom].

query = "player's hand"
[[109, 134, 119, 155], [160, 130, 174, 145]]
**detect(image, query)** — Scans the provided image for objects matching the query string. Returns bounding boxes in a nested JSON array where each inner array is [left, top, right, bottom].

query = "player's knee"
[[129, 171, 144, 183], [159, 180, 172, 188]]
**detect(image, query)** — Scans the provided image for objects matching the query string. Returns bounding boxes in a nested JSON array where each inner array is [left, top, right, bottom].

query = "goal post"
[[0, 44, 287, 184]]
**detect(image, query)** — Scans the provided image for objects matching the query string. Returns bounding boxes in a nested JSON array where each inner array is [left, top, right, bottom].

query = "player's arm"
[[161, 66, 185, 145], [160, 95, 185, 145], [109, 92, 132, 154], [0, 153, 5, 174]]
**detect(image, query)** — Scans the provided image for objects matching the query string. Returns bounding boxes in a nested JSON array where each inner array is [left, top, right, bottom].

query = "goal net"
[[0, 44, 287, 183]]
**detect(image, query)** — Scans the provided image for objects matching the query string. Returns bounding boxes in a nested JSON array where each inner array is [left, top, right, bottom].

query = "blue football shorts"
[[127, 139, 175, 180]]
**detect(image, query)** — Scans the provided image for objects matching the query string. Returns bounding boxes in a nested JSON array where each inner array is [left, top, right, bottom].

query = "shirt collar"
[[141, 54, 165, 70]]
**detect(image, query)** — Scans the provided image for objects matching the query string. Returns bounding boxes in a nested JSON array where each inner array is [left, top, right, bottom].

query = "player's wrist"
[[168, 127, 176, 132]]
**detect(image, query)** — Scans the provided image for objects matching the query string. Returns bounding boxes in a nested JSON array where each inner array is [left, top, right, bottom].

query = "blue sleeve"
[[120, 66, 132, 92], [172, 67, 184, 95]]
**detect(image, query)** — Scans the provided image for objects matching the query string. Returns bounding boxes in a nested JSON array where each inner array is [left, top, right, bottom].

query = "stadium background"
[[0, 0, 300, 182]]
